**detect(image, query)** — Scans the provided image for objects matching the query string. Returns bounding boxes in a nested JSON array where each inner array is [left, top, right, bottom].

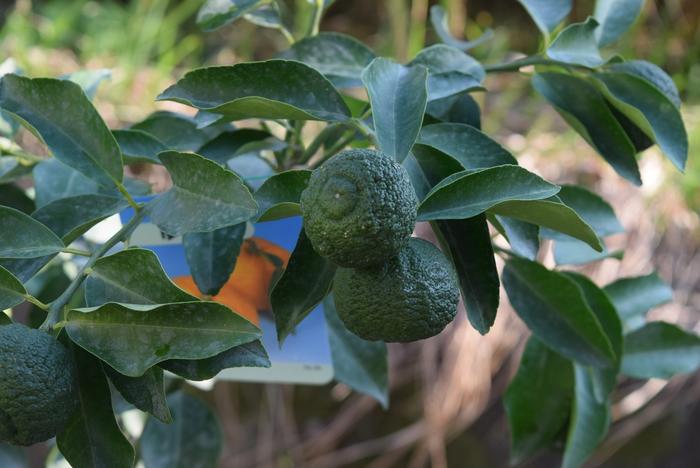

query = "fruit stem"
[[23, 294, 49, 311], [39, 208, 147, 334], [484, 55, 581, 73], [61, 247, 92, 257]]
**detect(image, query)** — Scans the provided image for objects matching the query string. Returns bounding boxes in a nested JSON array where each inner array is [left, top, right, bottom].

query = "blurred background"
[[1, 0, 698, 466]]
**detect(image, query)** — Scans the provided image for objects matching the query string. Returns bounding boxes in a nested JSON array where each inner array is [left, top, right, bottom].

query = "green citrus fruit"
[[0, 324, 77, 446], [334, 237, 460, 342], [300, 149, 417, 268]]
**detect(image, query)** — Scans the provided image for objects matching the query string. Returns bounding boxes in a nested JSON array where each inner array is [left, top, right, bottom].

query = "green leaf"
[[197, 129, 286, 165], [491, 215, 540, 260], [0, 206, 64, 258], [532, 72, 640, 184], [433, 216, 499, 334], [62, 69, 111, 100], [0, 156, 33, 184], [57, 343, 135, 468], [324, 296, 389, 408], [31, 194, 128, 244], [502, 258, 615, 367], [157, 61, 351, 122], [33, 158, 106, 208], [410, 44, 485, 100], [554, 238, 622, 266], [197, 0, 268, 31], [271, 229, 336, 345], [594, 0, 644, 46], [416, 123, 517, 169], [607, 60, 681, 108], [429, 5, 493, 50], [0, 59, 21, 138], [517, 0, 572, 36], [0, 75, 123, 186], [417, 165, 560, 221], [622, 322, 700, 379], [594, 71, 688, 171], [279, 32, 376, 88], [603, 273, 673, 326], [112, 129, 167, 165], [160, 340, 270, 381], [141, 391, 222, 468], [0, 256, 55, 284], [183, 223, 246, 296], [504, 336, 573, 465], [425, 93, 481, 128], [66, 301, 262, 377], [104, 365, 172, 424], [132, 111, 214, 152], [562, 365, 611, 468], [228, 154, 275, 190], [148, 151, 257, 236], [405, 146, 464, 200], [243, 2, 283, 29], [361, 58, 428, 162], [85, 248, 197, 306], [547, 17, 604, 68], [254, 170, 311, 221], [0, 183, 34, 214], [0, 265, 26, 310], [0, 313, 11, 326]]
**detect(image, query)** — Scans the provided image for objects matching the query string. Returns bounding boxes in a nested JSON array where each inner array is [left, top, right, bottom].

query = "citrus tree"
[[0, 0, 696, 466]]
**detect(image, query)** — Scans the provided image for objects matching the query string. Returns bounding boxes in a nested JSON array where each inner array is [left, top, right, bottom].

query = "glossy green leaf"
[[141, 391, 222, 468], [0, 156, 32, 184], [57, 343, 135, 468], [425, 93, 481, 128], [0, 183, 33, 214], [554, 238, 622, 266], [0, 313, 11, 326], [562, 365, 611, 468], [603, 273, 673, 326], [491, 215, 540, 260], [0, 206, 64, 258], [433, 216, 499, 334], [243, 2, 283, 29], [197, 129, 285, 165], [148, 151, 257, 236], [505, 336, 573, 465], [594, 0, 644, 46], [622, 322, 700, 379], [361, 58, 428, 162], [271, 229, 336, 345], [197, 0, 268, 31], [279, 32, 376, 88], [416, 123, 517, 169], [158, 61, 351, 122], [547, 18, 604, 68], [417, 165, 559, 221], [405, 146, 464, 200], [132, 111, 214, 151], [31, 194, 128, 243], [228, 154, 275, 190], [607, 60, 681, 108], [183, 223, 246, 296], [0, 75, 122, 186], [254, 170, 310, 221], [595, 71, 688, 171], [324, 296, 389, 408], [112, 129, 167, 165], [429, 5, 493, 50], [85, 248, 197, 306], [410, 44, 485, 100], [66, 301, 261, 377], [532, 72, 640, 184], [0, 265, 26, 310], [503, 258, 615, 367], [33, 158, 106, 207], [0, 59, 21, 138], [161, 340, 270, 381], [517, 0, 571, 36], [0, 256, 55, 283], [104, 365, 172, 424], [62, 69, 111, 100]]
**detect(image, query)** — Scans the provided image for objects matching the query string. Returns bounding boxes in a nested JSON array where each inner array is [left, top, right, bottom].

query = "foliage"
[[0, 0, 695, 466]]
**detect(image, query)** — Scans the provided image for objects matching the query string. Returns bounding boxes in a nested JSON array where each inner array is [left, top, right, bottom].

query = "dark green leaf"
[[595, 71, 688, 171], [503, 258, 615, 367], [405, 146, 463, 200], [158, 61, 351, 122], [32, 158, 106, 208], [0, 265, 26, 310], [66, 301, 262, 377], [0, 59, 21, 138], [361, 58, 428, 162], [160, 340, 270, 381], [547, 17, 604, 68], [279, 32, 376, 88], [57, 343, 135, 468], [505, 336, 573, 465], [243, 2, 283, 29], [0, 183, 34, 214], [104, 365, 172, 424], [141, 391, 222, 468], [0, 256, 55, 283], [0, 313, 11, 326], [416, 123, 517, 169], [132, 111, 214, 152], [425, 93, 481, 128], [324, 295, 389, 408], [228, 154, 275, 190], [433, 215, 499, 334], [254, 169, 310, 221], [410, 45, 485, 100], [197, 0, 267, 31], [0, 156, 32, 184], [417, 165, 560, 221], [517, 0, 572, 36], [607, 60, 681, 108], [532, 72, 640, 185], [594, 0, 644, 46], [429, 5, 493, 50], [183, 223, 246, 296], [622, 322, 700, 379], [271, 229, 336, 345], [491, 215, 540, 260], [148, 151, 257, 236], [603, 273, 673, 326], [62, 69, 111, 100], [554, 238, 622, 266], [112, 129, 167, 165], [0, 75, 122, 186], [0, 206, 64, 258], [197, 128, 285, 165]]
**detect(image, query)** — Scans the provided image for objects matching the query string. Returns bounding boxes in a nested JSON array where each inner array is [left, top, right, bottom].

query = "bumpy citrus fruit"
[[334, 238, 460, 342], [0, 324, 77, 446], [300, 149, 417, 268]]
